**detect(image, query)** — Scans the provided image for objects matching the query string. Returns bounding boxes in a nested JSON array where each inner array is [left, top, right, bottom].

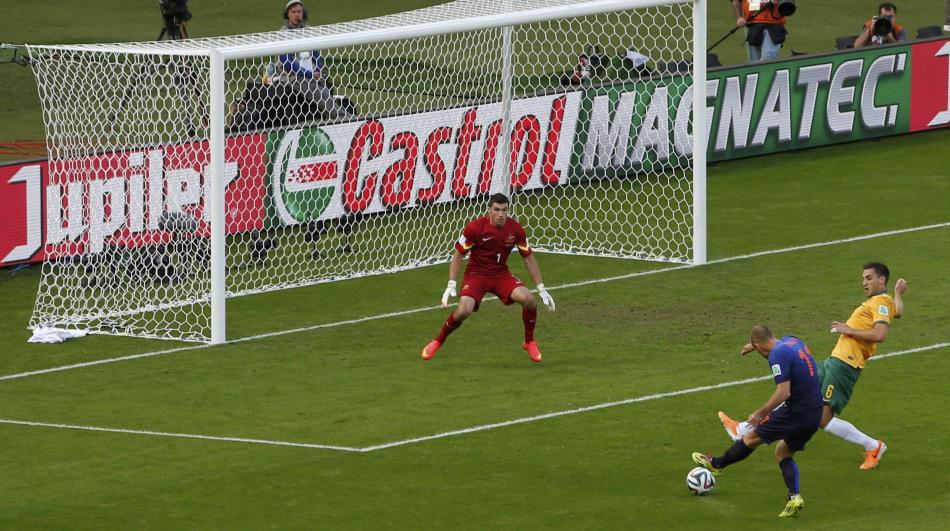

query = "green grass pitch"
[[2, 128, 949, 528], [2, 1, 950, 528]]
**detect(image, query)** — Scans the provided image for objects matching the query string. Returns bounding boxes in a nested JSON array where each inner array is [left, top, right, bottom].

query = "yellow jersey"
[[831, 293, 896, 369]]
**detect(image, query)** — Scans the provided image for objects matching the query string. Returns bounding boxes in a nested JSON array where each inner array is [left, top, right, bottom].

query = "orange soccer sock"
[[522, 307, 537, 343], [436, 314, 461, 344]]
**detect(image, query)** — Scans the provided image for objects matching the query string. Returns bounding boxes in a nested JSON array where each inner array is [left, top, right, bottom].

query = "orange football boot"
[[522, 341, 543, 363]]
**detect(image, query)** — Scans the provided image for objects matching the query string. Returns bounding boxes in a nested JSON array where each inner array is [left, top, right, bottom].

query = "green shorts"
[[817, 357, 862, 414]]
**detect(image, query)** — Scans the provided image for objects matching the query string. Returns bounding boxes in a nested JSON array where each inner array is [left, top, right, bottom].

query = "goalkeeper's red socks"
[[423, 314, 461, 361], [522, 307, 537, 343], [436, 314, 460, 344]]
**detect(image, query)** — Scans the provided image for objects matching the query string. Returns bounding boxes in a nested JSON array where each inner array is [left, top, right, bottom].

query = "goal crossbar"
[[218, 0, 694, 60], [37, 0, 692, 59]]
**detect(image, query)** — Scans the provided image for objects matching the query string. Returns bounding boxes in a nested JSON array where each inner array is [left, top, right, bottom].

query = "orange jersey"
[[740, 0, 786, 25], [831, 293, 896, 369]]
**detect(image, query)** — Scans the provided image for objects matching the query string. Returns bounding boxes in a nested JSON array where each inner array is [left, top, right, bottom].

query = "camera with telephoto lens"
[[873, 14, 894, 36], [747, 0, 796, 16], [159, 0, 192, 39]]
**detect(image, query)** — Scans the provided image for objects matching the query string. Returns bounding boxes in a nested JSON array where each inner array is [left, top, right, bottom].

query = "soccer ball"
[[686, 466, 716, 495]]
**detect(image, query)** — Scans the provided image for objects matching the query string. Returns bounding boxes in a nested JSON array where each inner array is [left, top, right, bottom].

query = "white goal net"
[[27, 0, 706, 343]]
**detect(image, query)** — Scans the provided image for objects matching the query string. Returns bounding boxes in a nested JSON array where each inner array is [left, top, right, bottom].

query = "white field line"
[[0, 418, 362, 452], [2, 342, 947, 452], [2, 220, 948, 385], [0, 345, 214, 382], [361, 341, 950, 451], [552, 221, 950, 291], [0, 303, 461, 383]]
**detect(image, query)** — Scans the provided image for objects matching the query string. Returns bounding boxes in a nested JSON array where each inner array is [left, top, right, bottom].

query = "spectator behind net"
[[277, 0, 351, 119], [561, 46, 607, 86], [561, 54, 592, 86]]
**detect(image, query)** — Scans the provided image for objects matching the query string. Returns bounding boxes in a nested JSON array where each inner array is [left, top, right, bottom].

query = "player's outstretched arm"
[[523, 254, 555, 311], [831, 321, 889, 343], [441, 251, 464, 307], [894, 278, 908, 318]]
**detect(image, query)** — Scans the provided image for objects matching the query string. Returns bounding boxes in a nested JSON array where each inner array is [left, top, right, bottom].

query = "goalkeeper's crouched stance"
[[422, 193, 555, 363]]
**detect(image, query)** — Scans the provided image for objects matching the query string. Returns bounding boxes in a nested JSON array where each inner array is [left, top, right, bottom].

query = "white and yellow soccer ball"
[[686, 466, 716, 495]]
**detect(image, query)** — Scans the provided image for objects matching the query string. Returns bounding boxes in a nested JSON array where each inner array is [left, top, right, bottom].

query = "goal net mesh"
[[28, 0, 697, 342]]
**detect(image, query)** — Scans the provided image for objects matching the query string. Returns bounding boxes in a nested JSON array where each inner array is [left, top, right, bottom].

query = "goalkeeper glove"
[[441, 280, 457, 308], [537, 283, 556, 311]]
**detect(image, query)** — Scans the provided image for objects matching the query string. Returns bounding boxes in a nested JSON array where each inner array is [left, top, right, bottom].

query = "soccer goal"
[[27, 0, 706, 343]]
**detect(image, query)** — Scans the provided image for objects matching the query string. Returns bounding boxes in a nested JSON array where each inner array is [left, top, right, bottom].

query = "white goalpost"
[[27, 0, 706, 344]]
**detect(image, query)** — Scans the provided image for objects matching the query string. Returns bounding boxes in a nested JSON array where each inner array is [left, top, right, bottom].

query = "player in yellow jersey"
[[719, 262, 907, 470], [821, 262, 906, 469]]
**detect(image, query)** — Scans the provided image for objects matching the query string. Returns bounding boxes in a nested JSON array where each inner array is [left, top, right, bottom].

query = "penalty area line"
[[2, 342, 946, 453], [2, 221, 947, 383], [0, 418, 362, 453], [359, 341, 950, 452]]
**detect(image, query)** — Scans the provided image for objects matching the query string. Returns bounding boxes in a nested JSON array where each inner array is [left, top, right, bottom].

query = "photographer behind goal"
[[158, 0, 191, 40], [730, 0, 796, 62], [854, 2, 907, 48]]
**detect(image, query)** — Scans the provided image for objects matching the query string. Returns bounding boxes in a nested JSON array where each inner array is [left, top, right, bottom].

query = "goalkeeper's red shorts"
[[459, 272, 525, 310]]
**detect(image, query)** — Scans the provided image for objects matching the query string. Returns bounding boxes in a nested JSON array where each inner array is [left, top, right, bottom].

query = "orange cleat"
[[718, 411, 741, 442], [421, 339, 442, 361], [860, 440, 887, 470], [522, 341, 543, 363]]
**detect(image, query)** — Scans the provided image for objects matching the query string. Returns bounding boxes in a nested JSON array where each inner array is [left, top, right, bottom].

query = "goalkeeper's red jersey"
[[454, 216, 531, 277]]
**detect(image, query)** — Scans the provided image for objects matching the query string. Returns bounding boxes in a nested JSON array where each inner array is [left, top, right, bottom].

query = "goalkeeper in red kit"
[[422, 193, 555, 362]]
